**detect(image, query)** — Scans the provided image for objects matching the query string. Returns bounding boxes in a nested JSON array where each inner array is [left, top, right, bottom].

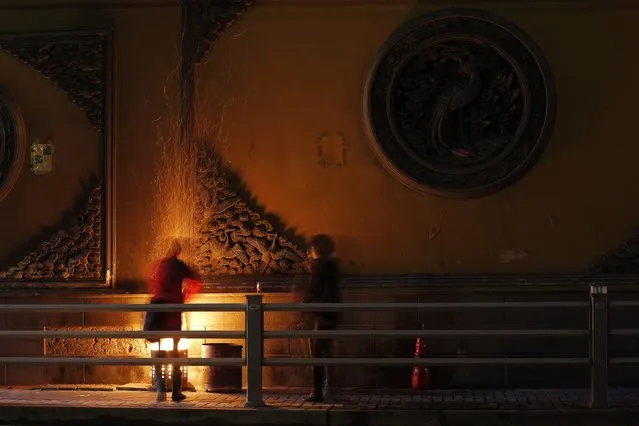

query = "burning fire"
[[149, 338, 190, 352]]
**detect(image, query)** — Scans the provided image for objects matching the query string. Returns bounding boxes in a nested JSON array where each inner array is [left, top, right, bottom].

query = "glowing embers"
[[150, 338, 189, 391], [150, 338, 189, 352]]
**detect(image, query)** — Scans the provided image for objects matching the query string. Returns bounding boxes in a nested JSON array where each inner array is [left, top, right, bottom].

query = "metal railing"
[[0, 284, 626, 408]]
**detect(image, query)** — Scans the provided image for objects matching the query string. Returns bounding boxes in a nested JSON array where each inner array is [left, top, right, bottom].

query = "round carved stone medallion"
[[0, 91, 26, 203], [364, 8, 557, 198]]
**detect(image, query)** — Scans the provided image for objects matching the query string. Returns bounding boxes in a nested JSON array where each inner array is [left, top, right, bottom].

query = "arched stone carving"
[[364, 8, 557, 198], [0, 90, 26, 203]]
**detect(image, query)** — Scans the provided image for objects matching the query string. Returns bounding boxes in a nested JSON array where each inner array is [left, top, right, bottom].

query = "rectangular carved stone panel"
[[0, 30, 112, 284], [45, 326, 149, 385]]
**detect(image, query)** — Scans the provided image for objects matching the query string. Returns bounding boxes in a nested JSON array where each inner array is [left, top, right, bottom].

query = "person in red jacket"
[[144, 239, 200, 402]]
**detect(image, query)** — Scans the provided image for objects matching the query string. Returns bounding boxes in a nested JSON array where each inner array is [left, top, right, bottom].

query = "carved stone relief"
[[195, 151, 307, 276], [0, 185, 102, 280], [0, 34, 107, 132], [591, 237, 639, 274], [183, 0, 255, 66], [0, 90, 26, 203], [364, 8, 557, 198]]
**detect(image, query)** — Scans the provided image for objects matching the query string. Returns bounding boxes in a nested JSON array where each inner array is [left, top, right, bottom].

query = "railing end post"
[[245, 294, 265, 408], [589, 283, 608, 408]]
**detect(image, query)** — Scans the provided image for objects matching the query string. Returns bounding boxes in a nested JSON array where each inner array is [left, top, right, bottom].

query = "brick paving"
[[0, 387, 639, 410]]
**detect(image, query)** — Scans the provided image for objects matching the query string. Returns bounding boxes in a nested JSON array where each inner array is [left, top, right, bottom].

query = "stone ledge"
[[0, 406, 329, 426], [5, 273, 639, 296]]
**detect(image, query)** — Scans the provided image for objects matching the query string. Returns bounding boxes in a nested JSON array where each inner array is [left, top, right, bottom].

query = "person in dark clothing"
[[303, 234, 340, 402], [144, 239, 200, 402]]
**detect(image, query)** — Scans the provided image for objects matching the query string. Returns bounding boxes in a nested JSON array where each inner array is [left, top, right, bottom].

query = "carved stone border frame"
[[0, 89, 27, 204], [0, 29, 113, 289]]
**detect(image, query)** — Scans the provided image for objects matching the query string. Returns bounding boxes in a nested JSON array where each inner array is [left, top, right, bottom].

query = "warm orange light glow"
[[150, 338, 189, 352]]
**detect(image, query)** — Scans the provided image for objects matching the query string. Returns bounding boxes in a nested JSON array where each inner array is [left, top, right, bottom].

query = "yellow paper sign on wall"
[[30, 139, 54, 175]]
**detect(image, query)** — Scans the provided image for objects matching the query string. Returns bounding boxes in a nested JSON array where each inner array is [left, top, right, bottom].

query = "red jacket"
[[148, 256, 201, 303]]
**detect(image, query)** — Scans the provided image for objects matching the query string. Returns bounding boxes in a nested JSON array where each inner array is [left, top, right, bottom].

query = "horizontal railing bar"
[[0, 330, 245, 339], [0, 301, 591, 313], [610, 358, 639, 364], [0, 357, 245, 366], [609, 301, 639, 308], [263, 357, 590, 366], [265, 301, 589, 311], [264, 329, 590, 338], [0, 303, 246, 312], [0, 356, 588, 366], [609, 329, 639, 336], [0, 329, 586, 340]]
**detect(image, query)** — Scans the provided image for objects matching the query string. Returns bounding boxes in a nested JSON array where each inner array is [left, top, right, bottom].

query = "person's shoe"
[[156, 392, 167, 402], [172, 392, 187, 402], [304, 393, 323, 403], [171, 368, 185, 402]]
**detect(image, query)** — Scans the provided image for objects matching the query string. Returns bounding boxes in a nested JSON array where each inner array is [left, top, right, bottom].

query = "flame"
[[150, 338, 189, 352]]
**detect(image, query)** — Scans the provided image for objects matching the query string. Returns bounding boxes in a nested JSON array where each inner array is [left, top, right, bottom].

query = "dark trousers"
[[144, 302, 183, 396], [169, 340, 183, 395], [153, 340, 183, 395], [310, 316, 336, 395]]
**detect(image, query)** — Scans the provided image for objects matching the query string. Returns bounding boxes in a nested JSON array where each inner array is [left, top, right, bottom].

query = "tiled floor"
[[0, 388, 638, 410]]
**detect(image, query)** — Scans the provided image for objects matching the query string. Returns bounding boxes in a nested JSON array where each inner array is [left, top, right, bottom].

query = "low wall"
[[0, 279, 638, 389]]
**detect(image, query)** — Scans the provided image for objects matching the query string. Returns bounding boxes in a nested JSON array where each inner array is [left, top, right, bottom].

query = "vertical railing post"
[[245, 295, 264, 408], [589, 283, 608, 408]]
